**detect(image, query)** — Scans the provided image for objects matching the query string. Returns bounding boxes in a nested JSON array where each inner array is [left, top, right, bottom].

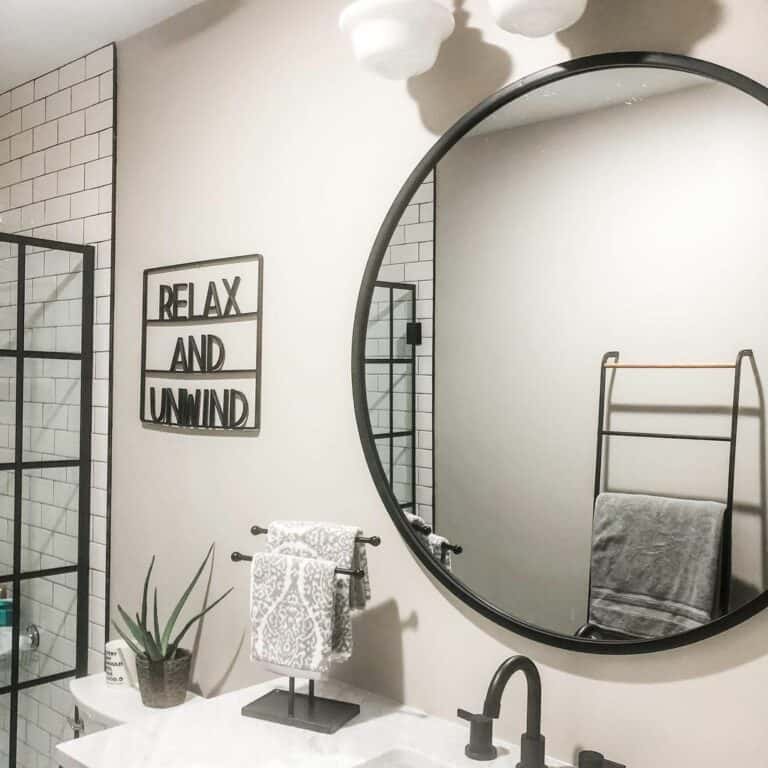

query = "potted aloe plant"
[[113, 544, 232, 708]]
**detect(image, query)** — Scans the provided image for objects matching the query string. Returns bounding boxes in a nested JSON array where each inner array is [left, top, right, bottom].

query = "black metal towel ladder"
[[593, 348, 754, 615]]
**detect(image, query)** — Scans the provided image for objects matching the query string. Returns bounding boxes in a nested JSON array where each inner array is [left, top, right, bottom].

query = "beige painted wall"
[[435, 81, 768, 635], [112, 1, 768, 765]]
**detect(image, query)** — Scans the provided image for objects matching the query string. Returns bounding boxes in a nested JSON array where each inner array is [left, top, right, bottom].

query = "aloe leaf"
[[153, 588, 162, 652], [111, 620, 144, 658], [117, 605, 145, 647], [136, 612, 163, 661], [167, 587, 233, 657], [141, 556, 155, 631], [161, 544, 214, 652], [117, 605, 148, 654]]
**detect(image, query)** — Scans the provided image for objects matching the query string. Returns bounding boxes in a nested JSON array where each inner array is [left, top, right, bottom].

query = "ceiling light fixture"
[[487, 0, 588, 37], [339, 0, 455, 80]]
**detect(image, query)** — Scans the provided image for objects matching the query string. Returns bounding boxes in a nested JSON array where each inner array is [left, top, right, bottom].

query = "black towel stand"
[[230, 551, 365, 577], [440, 541, 463, 564], [236, 525, 380, 733], [249, 524, 381, 547], [241, 678, 361, 735], [405, 517, 463, 563]]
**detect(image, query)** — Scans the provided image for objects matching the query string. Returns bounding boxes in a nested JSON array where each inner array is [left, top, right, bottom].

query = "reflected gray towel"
[[249, 552, 336, 676], [590, 493, 725, 639], [427, 532, 452, 571], [404, 512, 433, 543], [403, 511, 451, 571], [404, 512, 425, 528], [405, 513, 453, 571], [267, 521, 370, 663]]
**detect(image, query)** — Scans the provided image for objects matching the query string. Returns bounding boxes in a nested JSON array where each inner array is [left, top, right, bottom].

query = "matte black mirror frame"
[[352, 51, 768, 654]]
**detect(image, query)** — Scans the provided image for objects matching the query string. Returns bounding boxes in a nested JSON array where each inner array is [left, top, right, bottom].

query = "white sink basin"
[[355, 749, 453, 767]]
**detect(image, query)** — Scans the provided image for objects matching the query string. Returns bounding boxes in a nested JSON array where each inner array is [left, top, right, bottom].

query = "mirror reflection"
[[364, 67, 768, 641]]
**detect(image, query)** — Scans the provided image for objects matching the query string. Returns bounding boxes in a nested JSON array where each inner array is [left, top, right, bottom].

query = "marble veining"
[[56, 678, 571, 768]]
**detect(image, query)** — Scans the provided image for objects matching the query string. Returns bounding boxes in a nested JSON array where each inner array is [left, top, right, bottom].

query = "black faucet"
[[578, 750, 625, 768], [458, 655, 546, 765]]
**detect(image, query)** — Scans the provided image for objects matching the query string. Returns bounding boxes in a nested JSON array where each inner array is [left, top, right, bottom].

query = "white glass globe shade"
[[339, 0, 455, 80], [488, 0, 588, 37]]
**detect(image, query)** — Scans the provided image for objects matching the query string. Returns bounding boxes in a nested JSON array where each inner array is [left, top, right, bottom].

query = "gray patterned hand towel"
[[249, 552, 337, 676], [590, 492, 725, 639], [267, 521, 370, 663]]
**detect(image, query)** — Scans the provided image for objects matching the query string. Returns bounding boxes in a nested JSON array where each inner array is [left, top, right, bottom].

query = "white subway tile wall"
[[372, 175, 434, 524], [0, 44, 114, 767], [0, 677, 78, 767]]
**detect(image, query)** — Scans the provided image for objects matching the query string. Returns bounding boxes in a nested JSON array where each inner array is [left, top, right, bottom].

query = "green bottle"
[[0, 587, 12, 628]]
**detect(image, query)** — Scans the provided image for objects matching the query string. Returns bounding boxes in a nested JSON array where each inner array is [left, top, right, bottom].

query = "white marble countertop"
[[56, 678, 570, 768]]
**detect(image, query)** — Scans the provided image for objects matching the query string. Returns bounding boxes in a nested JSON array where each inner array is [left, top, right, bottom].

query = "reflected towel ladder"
[[592, 348, 754, 618]]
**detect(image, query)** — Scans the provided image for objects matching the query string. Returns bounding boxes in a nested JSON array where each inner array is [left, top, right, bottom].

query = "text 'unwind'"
[[144, 265, 258, 429], [150, 387, 249, 428]]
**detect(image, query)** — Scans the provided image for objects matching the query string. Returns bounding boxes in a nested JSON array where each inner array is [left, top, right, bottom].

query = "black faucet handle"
[[579, 750, 626, 768], [457, 708, 491, 723], [457, 709, 497, 761]]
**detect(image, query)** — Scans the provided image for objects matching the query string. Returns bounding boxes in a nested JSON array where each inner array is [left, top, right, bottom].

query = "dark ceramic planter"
[[135, 648, 192, 708]]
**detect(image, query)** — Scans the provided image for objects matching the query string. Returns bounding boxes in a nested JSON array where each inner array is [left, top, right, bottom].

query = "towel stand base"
[[241, 681, 360, 734]]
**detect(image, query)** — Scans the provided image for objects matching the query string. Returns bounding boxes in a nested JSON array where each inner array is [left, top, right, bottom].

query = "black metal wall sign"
[[140, 254, 263, 431]]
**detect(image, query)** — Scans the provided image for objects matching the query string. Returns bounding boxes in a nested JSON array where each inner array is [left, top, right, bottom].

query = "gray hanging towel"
[[590, 493, 725, 639], [404, 511, 429, 532], [249, 552, 336, 677], [427, 532, 453, 570], [267, 521, 370, 663], [404, 512, 454, 570]]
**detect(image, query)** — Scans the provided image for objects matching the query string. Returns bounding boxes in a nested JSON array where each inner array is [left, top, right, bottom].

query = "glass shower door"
[[365, 281, 417, 511], [0, 234, 93, 768]]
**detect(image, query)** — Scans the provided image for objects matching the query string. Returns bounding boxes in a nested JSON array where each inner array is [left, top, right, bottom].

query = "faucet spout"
[[482, 655, 542, 739]]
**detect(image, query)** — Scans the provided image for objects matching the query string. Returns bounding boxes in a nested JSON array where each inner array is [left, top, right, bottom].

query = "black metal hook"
[[231, 551, 365, 578], [409, 518, 432, 536], [249, 525, 380, 547]]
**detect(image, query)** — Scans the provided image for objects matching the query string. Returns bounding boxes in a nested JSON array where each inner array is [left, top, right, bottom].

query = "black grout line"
[[0, 98, 115, 170], [1, 181, 114, 216], [0, 182, 115, 226], [0, 42, 116, 103]]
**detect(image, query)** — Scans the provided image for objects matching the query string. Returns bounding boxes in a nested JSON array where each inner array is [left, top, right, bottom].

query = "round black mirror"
[[352, 52, 768, 653]]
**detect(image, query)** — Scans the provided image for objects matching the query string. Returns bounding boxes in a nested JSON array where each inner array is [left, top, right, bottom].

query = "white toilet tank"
[[70, 672, 200, 732]]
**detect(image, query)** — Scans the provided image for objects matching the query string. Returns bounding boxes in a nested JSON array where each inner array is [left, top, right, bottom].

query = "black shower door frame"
[[366, 281, 417, 511], [0, 233, 93, 766]]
